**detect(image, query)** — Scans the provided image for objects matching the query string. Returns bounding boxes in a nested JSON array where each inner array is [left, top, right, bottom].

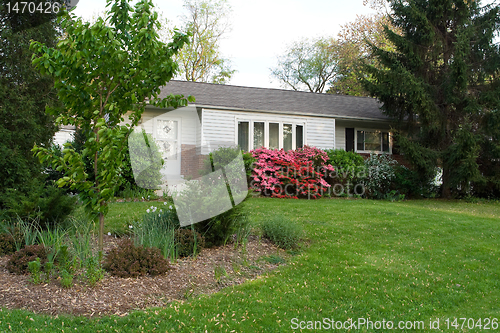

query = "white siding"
[[133, 107, 199, 145], [53, 130, 74, 146], [202, 109, 236, 146], [201, 108, 336, 152], [306, 118, 335, 150], [335, 125, 345, 150]]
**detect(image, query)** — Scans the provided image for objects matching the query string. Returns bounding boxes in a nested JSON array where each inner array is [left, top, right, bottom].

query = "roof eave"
[[193, 104, 391, 122]]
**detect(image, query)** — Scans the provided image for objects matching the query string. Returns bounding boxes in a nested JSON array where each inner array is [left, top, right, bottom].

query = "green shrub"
[[117, 130, 164, 193], [1, 179, 76, 229], [116, 184, 157, 200], [175, 228, 205, 258], [84, 255, 104, 287], [194, 201, 248, 248], [43, 144, 71, 193], [261, 217, 302, 250], [56, 244, 77, 275], [233, 214, 251, 248], [393, 165, 439, 198], [201, 146, 255, 183], [28, 258, 43, 284], [69, 127, 95, 185], [59, 269, 73, 288], [363, 153, 398, 199], [6, 244, 49, 275], [323, 149, 365, 187], [103, 238, 170, 278], [173, 169, 250, 248]]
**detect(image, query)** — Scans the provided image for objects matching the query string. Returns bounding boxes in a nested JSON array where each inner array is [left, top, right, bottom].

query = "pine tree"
[[364, 0, 500, 198], [0, 4, 59, 206]]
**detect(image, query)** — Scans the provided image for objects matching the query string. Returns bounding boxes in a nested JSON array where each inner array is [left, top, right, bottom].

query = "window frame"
[[354, 128, 392, 154], [235, 118, 306, 151]]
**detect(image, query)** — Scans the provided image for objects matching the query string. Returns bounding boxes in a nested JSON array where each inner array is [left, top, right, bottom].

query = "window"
[[253, 122, 265, 149], [238, 121, 249, 151], [283, 124, 292, 151], [237, 120, 305, 151], [296, 125, 304, 149], [269, 123, 279, 149], [356, 130, 390, 152]]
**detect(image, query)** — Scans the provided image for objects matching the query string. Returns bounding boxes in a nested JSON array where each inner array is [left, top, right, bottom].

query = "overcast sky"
[[72, 0, 379, 89]]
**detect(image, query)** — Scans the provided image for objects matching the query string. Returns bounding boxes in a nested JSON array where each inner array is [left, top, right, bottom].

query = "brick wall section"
[[180, 144, 209, 179]]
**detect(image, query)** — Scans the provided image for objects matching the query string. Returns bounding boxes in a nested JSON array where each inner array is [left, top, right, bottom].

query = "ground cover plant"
[[0, 198, 499, 331]]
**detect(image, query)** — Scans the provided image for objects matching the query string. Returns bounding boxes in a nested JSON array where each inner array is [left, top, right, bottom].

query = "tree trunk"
[[441, 167, 452, 199], [98, 210, 104, 255]]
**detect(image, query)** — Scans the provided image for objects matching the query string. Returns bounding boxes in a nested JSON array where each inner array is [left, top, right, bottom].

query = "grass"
[[71, 201, 154, 236], [1, 197, 500, 332]]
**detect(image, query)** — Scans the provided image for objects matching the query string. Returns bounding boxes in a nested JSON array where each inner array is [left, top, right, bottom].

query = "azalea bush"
[[250, 146, 334, 199]]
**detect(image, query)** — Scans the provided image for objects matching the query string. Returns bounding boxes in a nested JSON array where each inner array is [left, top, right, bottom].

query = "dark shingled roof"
[[158, 80, 388, 121]]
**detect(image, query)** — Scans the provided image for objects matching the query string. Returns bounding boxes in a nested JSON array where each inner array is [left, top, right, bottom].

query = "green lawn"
[[1, 198, 500, 332], [105, 200, 156, 235]]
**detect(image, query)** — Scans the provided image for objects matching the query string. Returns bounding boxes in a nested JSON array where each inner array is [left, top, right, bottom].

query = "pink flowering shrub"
[[250, 146, 335, 199]]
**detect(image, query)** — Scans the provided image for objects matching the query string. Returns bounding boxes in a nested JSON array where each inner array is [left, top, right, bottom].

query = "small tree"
[[31, 0, 194, 253]]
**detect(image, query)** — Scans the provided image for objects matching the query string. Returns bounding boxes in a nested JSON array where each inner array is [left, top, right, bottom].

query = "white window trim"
[[235, 119, 306, 151], [354, 128, 392, 154]]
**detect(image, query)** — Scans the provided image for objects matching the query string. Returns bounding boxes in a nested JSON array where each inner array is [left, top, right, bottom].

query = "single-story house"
[[54, 80, 398, 180]]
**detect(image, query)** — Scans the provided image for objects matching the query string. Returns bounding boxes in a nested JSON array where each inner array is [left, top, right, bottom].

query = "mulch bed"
[[0, 234, 287, 317]]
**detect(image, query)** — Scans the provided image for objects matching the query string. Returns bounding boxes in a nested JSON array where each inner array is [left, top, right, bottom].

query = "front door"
[[154, 116, 181, 177]]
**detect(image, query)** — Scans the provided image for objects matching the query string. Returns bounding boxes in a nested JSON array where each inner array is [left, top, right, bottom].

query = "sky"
[[72, 0, 379, 89]]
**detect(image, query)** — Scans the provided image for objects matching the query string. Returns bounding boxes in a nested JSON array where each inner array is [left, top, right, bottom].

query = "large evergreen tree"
[[364, 0, 500, 198], [0, 3, 59, 206]]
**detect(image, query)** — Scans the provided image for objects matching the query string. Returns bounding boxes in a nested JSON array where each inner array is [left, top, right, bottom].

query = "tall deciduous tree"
[[175, 0, 235, 84], [364, 0, 500, 198], [330, 13, 397, 96], [31, 0, 193, 252], [0, 2, 59, 206], [270, 37, 339, 93]]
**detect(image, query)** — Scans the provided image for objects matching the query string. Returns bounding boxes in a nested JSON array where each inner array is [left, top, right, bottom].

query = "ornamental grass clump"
[[134, 203, 179, 259], [250, 146, 334, 199], [261, 216, 302, 250]]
